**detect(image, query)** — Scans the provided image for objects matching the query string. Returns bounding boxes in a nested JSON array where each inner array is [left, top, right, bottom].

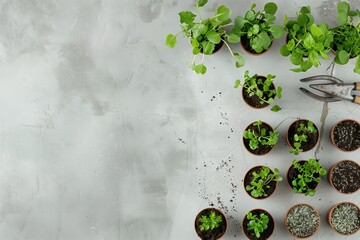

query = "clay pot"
[[242, 209, 274, 240], [194, 208, 227, 240], [327, 202, 359, 235], [286, 119, 320, 153], [242, 77, 276, 109], [330, 119, 360, 152], [285, 203, 320, 238], [243, 121, 276, 155], [328, 160, 360, 194], [243, 166, 278, 200], [287, 160, 319, 194]]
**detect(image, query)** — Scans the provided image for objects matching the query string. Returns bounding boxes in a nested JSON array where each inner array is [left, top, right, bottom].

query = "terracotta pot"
[[242, 77, 276, 109], [330, 119, 360, 152], [286, 160, 319, 194], [327, 202, 359, 235], [286, 119, 320, 153], [194, 208, 227, 240], [328, 160, 360, 194], [242, 209, 274, 240], [243, 121, 276, 156], [243, 166, 278, 200], [285, 203, 320, 239]]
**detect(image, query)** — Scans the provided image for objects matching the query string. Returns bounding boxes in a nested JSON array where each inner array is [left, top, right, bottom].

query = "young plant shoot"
[[289, 121, 317, 155], [246, 212, 269, 238], [243, 120, 279, 150], [199, 211, 223, 231], [246, 166, 282, 198]]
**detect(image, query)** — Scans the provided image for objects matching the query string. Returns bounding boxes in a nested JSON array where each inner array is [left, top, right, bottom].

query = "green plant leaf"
[[297, 13, 308, 26], [310, 24, 323, 38], [216, 5, 231, 21], [234, 53, 245, 68], [192, 23, 208, 38], [337, 2, 350, 15], [290, 52, 302, 65], [271, 105, 281, 112], [337, 50, 350, 64], [280, 45, 290, 56], [197, 0, 208, 7], [270, 25, 283, 38], [202, 41, 215, 55], [303, 34, 315, 49], [165, 34, 177, 48], [245, 10, 255, 21], [354, 57, 360, 74], [194, 64, 207, 74], [206, 31, 221, 44], [264, 2, 278, 15], [256, 32, 271, 48], [179, 11, 196, 25], [234, 79, 241, 88], [227, 33, 240, 43], [235, 16, 247, 28], [277, 87, 282, 98], [309, 51, 320, 67]]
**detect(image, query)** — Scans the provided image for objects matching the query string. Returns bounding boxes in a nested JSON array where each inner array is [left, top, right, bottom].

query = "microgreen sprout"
[[289, 121, 317, 155], [243, 120, 279, 150], [199, 211, 222, 231], [246, 211, 269, 238], [291, 158, 327, 196], [246, 166, 283, 198]]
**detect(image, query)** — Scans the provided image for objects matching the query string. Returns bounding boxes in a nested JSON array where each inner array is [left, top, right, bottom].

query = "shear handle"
[[355, 82, 360, 90]]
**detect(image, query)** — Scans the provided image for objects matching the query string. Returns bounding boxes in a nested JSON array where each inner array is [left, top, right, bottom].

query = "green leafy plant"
[[165, 0, 244, 74], [332, 2, 360, 74], [246, 211, 269, 238], [234, 70, 282, 112], [246, 166, 282, 198], [199, 211, 222, 231], [289, 121, 317, 155], [291, 159, 327, 196], [280, 6, 334, 72], [243, 120, 279, 150], [228, 2, 284, 53]]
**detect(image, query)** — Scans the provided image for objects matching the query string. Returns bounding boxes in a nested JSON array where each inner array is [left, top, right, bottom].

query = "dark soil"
[[330, 160, 360, 193], [195, 208, 227, 240], [244, 166, 277, 199], [287, 161, 319, 192], [243, 122, 274, 155], [287, 120, 319, 151], [242, 77, 275, 108], [243, 209, 274, 240], [241, 35, 273, 55], [332, 120, 360, 151]]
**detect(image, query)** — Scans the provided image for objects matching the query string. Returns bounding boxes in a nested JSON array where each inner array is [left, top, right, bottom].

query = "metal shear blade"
[[299, 75, 343, 102]]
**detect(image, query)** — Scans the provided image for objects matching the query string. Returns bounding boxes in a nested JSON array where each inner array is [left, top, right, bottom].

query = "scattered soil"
[[330, 203, 360, 235], [330, 160, 360, 193], [287, 119, 319, 151], [244, 166, 277, 199], [331, 120, 360, 151], [242, 77, 275, 108], [286, 204, 320, 238], [243, 209, 274, 240], [287, 161, 319, 192], [195, 208, 227, 240], [243, 122, 274, 155]]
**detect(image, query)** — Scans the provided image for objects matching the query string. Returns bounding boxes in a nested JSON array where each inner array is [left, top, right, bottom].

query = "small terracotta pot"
[[328, 160, 360, 194], [240, 35, 273, 56], [194, 208, 227, 240], [243, 121, 276, 156], [327, 202, 359, 236], [285, 203, 320, 239], [242, 77, 276, 109], [286, 119, 320, 153], [244, 166, 278, 200], [242, 208, 274, 240], [286, 160, 319, 193], [329, 119, 360, 152]]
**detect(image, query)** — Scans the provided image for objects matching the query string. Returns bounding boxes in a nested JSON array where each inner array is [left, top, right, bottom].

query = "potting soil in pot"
[[286, 205, 319, 238], [331, 203, 359, 235], [333, 120, 360, 151], [331, 160, 360, 193]]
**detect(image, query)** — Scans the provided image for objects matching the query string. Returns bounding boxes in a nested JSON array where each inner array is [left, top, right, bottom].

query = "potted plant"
[[165, 0, 244, 74], [242, 209, 274, 240], [328, 160, 360, 194], [286, 119, 319, 155], [234, 70, 282, 112], [285, 204, 320, 238], [332, 2, 360, 74], [244, 166, 282, 199], [227, 2, 284, 54], [243, 120, 279, 155], [280, 6, 334, 72], [330, 119, 360, 151], [328, 202, 359, 235], [287, 158, 327, 196], [194, 208, 227, 240]]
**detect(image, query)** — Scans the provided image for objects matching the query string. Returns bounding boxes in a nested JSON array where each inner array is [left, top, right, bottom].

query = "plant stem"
[[222, 39, 235, 56]]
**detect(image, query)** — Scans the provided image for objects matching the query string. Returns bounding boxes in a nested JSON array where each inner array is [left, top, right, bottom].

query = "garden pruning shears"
[[299, 75, 360, 104]]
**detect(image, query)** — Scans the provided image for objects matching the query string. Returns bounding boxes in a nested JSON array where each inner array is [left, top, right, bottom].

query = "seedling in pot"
[[281, 6, 334, 72], [245, 166, 282, 198], [247, 212, 269, 238], [286, 204, 320, 238], [243, 209, 274, 240], [234, 70, 282, 112], [328, 202, 359, 235], [199, 211, 222, 231], [289, 120, 317, 155], [243, 120, 279, 153], [165, 0, 245, 74], [195, 208, 227, 240], [332, 2, 360, 74], [289, 159, 326, 196], [228, 2, 284, 54]]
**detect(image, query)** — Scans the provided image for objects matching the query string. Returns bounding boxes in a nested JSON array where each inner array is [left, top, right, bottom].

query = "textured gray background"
[[0, 0, 359, 239]]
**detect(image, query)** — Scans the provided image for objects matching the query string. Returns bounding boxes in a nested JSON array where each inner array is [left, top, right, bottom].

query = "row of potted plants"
[[166, 1, 360, 74], [195, 203, 359, 239]]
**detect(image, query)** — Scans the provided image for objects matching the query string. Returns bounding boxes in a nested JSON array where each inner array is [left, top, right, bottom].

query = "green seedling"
[[280, 6, 334, 72], [332, 2, 360, 74], [246, 211, 269, 238], [234, 70, 282, 112], [246, 166, 283, 198], [228, 2, 284, 53], [291, 158, 327, 196], [289, 121, 317, 155], [166, 0, 244, 74], [199, 211, 222, 231], [243, 120, 279, 150]]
